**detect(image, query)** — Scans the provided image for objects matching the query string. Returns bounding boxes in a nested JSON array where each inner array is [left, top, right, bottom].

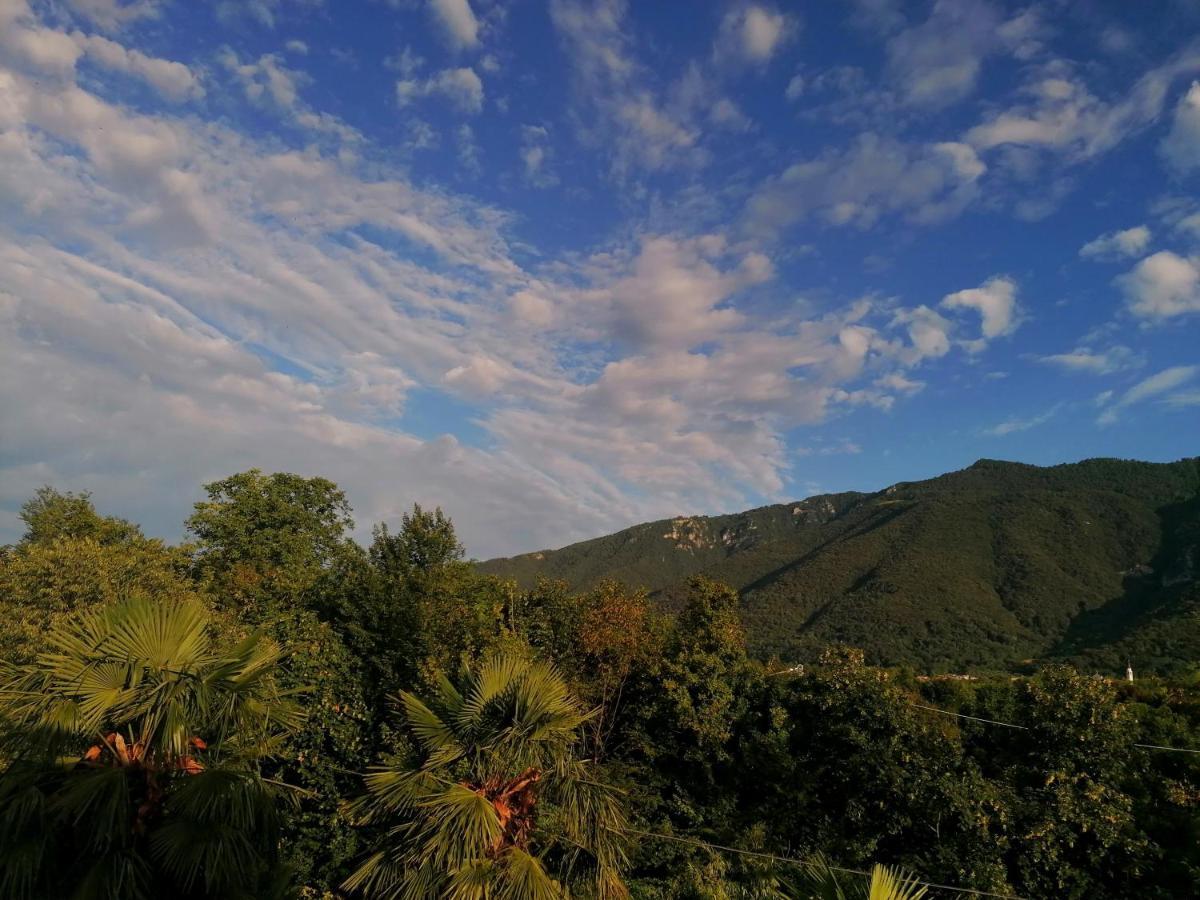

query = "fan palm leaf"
[[0, 595, 303, 900], [346, 649, 629, 898], [791, 855, 928, 900]]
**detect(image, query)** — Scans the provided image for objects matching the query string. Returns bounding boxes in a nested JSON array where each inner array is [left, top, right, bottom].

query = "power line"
[[909, 701, 1200, 754], [615, 825, 1031, 900], [910, 703, 1028, 730]]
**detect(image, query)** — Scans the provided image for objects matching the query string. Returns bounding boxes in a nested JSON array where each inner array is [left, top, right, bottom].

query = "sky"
[[1, 0, 1199, 558]]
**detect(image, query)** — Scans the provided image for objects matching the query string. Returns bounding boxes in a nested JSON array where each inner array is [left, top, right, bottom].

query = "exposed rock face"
[[479, 457, 1200, 673]]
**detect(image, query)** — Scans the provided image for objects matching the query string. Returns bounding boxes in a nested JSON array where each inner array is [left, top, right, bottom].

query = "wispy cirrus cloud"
[[1097, 366, 1199, 425]]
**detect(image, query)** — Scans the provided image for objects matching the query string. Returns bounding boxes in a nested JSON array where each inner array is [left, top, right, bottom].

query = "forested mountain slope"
[[480, 457, 1200, 671]]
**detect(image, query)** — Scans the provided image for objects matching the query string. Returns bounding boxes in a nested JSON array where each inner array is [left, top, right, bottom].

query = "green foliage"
[[18, 486, 144, 547], [651, 578, 754, 767], [482, 457, 1200, 673], [187, 469, 356, 616], [792, 855, 928, 900], [515, 578, 662, 758], [4, 465, 1200, 900], [372, 504, 464, 575], [186, 470, 373, 894], [0, 535, 196, 667], [345, 650, 629, 898], [740, 648, 1009, 892], [0, 595, 303, 900]]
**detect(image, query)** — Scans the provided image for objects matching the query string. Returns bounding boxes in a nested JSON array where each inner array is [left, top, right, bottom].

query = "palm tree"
[[792, 854, 928, 900], [344, 651, 628, 899], [0, 595, 304, 900]]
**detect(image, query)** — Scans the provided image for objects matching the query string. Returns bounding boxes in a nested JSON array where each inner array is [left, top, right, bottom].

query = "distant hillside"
[[480, 457, 1200, 672]]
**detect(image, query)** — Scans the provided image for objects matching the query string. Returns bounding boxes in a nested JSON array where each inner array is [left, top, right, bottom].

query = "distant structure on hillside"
[[1126, 662, 1134, 683]]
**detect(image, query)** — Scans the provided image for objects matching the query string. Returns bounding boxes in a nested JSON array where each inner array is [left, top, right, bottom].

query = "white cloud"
[[784, 73, 804, 100], [1079, 225, 1151, 261], [846, 0, 904, 35], [0, 3, 200, 102], [1163, 390, 1200, 408], [549, 0, 732, 176], [983, 404, 1060, 437], [221, 49, 301, 108], [66, 0, 161, 31], [940, 276, 1020, 342], [1160, 81, 1200, 174], [891, 305, 951, 363], [885, 0, 996, 108], [875, 372, 925, 394], [883, 0, 1045, 110], [456, 122, 481, 175], [397, 67, 484, 114], [967, 50, 1200, 162], [215, 0, 322, 29], [519, 124, 557, 187], [429, 0, 479, 49], [715, 5, 796, 65], [1118, 251, 1200, 319], [1097, 366, 1198, 425], [285, 39, 308, 54], [1037, 345, 1143, 375], [710, 97, 751, 131], [77, 33, 203, 102], [566, 235, 771, 351], [550, 0, 690, 173], [744, 134, 985, 235]]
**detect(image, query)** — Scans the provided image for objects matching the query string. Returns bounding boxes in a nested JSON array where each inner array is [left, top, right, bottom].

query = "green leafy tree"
[[17, 486, 143, 547], [1, 490, 196, 666], [371, 504, 464, 577], [752, 648, 1008, 892], [0, 596, 303, 900], [365, 505, 506, 683], [186, 470, 356, 614], [186, 470, 371, 894], [1005, 666, 1154, 898], [345, 651, 628, 898], [515, 579, 660, 760], [616, 579, 757, 894], [628, 578, 755, 791]]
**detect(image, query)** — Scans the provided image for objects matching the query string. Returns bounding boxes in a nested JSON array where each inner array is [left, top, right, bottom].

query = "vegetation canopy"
[[0, 460, 1197, 899]]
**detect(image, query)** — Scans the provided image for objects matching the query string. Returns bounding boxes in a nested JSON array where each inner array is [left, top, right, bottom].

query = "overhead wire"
[[908, 700, 1200, 753], [614, 825, 1031, 900]]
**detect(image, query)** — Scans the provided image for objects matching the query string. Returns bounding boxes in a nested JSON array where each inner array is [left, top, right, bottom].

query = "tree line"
[[0, 471, 1197, 898]]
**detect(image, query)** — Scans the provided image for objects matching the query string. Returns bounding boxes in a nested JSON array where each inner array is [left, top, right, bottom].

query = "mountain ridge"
[[479, 456, 1200, 672]]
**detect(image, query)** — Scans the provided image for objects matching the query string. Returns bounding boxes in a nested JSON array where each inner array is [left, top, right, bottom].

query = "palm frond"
[[865, 865, 928, 900], [495, 847, 564, 900], [347, 648, 629, 898], [0, 595, 302, 898]]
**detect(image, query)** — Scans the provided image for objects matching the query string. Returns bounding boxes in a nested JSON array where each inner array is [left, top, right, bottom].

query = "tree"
[[186, 470, 355, 615], [371, 504, 464, 577], [185, 470, 372, 893], [1004, 666, 1154, 898], [751, 647, 1008, 892], [17, 486, 142, 547], [644, 578, 754, 771], [1, 490, 196, 667], [363, 505, 506, 683], [0, 596, 303, 900], [515, 579, 659, 760], [344, 650, 629, 898]]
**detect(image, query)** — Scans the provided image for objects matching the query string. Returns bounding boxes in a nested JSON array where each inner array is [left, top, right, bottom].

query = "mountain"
[[480, 457, 1200, 672]]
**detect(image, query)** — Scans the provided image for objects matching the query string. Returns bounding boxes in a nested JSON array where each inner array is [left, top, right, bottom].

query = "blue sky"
[[0, 0, 1198, 557]]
